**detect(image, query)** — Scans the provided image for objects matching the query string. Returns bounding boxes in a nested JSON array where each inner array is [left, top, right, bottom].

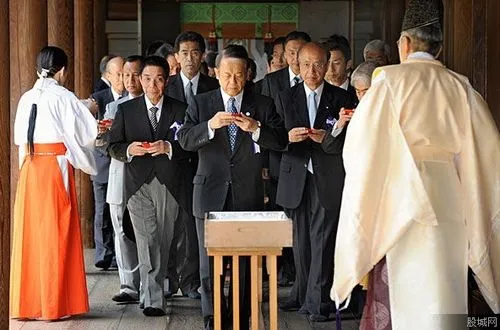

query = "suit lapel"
[[314, 83, 335, 128], [279, 67, 290, 91], [155, 96, 176, 140], [138, 96, 154, 140], [211, 91, 231, 157], [197, 74, 208, 94], [232, 91, 256, 155], [170, 74, 186, 103], [293, 84, 310, 127]]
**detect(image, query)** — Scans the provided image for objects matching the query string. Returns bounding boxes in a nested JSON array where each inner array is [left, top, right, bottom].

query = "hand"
[[97, 119, 113, 134], [233, 113, 259, 133], [337, 108, 355, 128], [128, 142, 149, 156], [208, 112, 234, 130], [148, 140, 171, 157], [288, 127, 309, 143], [308, 128, 326, 143]]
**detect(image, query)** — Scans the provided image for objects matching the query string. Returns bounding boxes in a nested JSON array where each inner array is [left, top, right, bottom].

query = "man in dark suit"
[[108, 56, 194, 317], [90, 55, 125, 270], [323, 35, 358, 101], [259, 30, 311, 287], [276, 42, 356, 322], [177, 45, 288, 330], [165, 31, 219, 300]]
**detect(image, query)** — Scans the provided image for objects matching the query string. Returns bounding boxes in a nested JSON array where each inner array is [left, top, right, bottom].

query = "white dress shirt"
[[180, 71, 201, 95], [303, 83, 325, 173], [208, 88, 261, 142]]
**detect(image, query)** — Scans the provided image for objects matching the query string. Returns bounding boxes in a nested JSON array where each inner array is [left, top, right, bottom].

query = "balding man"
[[91, 55, 126, 269], [276, 42, 356, 322]]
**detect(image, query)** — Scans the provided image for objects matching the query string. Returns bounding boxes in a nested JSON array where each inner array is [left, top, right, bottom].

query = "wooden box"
[[205, 211, 292, 248]]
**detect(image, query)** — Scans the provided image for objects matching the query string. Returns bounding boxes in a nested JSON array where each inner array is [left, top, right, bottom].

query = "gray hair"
[[351, 61, 378, 88], [363, 40, 390, 61], [403, 24, 443, 57]]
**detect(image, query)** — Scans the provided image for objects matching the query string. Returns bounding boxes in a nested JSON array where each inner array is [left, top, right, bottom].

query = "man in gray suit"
[[101, 55, 144, 303]]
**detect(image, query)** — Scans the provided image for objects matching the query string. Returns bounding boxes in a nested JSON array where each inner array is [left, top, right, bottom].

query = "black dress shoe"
[[279, 299, 301, 311], [143, 307, 166, 317], [112, 292, 138, 303], [95, 260, 111, 270]]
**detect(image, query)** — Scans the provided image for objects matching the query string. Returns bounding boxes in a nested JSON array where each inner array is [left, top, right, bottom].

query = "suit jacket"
[[165, 73, 219, 103], [107, 95, 195, 213], [94, 78, 110, 94], [102, 96, 137, 205], [275, 81, 357, 211], [91, 88, 115, 183], [259, 67, 290, 98], [177, 89, 288, 219], [92, 88, 115, 120]]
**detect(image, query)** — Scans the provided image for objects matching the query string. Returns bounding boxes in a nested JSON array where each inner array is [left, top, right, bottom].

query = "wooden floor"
[[10, 249, 361, 329]]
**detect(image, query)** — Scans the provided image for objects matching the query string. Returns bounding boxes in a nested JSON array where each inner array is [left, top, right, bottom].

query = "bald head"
[[106, 56, 125, 94], [298, 42, 328, 90]]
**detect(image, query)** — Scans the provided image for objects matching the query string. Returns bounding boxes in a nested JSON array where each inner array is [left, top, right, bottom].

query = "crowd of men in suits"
[[91, 30, 391, 328]]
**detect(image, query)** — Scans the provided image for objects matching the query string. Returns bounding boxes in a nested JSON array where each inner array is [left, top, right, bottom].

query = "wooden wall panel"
[[0, 0, 9, 327], [486, 0, 500, 128]]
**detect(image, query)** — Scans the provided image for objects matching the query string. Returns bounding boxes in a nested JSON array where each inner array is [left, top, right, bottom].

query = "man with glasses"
[[276, 42, 356, 322]]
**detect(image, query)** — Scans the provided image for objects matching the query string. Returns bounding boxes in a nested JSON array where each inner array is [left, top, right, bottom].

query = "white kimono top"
[[14, 78, 98, 190]]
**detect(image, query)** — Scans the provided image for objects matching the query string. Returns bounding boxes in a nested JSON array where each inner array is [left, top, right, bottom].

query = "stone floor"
[[10, 249, 361, 329]]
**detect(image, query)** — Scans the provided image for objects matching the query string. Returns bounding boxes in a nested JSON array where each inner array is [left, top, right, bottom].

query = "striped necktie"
[[149, 106, 158, 132]]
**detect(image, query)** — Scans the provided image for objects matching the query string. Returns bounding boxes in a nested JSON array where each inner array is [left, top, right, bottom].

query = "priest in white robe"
[[331, 1, 500, 329]]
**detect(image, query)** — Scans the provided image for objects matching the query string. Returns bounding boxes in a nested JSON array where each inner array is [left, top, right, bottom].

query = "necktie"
[[291, 76, 301, 87], [308, 91, 317, 128], [185, 81, 194, 105], [227, 97, 238, 152], [149, 106, 159, 132]]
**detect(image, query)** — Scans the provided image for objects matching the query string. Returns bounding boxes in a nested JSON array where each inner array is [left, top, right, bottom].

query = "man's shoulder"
[[199, 73, 219, 89], [264, 67, 288, 84], [92, 88, 111, 100]]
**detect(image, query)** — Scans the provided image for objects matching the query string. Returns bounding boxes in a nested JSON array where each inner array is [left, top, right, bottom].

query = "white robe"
[[14, 78, 98, 190], [331, 55, 500, 329]]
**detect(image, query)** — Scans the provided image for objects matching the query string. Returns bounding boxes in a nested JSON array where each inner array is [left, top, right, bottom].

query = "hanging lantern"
[[208, 4, 218, 52]]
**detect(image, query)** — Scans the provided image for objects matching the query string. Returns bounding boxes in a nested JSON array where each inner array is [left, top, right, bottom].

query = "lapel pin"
[[245, 112, 250, 116]]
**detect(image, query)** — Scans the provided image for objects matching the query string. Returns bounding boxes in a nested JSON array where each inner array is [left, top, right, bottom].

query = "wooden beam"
[[74, 0, 95, 248], [0, 0, 9, 327]]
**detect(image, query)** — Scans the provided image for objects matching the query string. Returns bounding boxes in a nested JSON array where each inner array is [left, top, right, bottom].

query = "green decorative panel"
[[181, 3, 298, 24]]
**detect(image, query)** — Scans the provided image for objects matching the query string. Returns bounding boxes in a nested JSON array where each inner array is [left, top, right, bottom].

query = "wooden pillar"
[[48, 0, 74, 91], [0, 1, 10, 328], [9, 0, 48, 212], [74, 0, 95, 248], [94, 0, 108, 80]]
